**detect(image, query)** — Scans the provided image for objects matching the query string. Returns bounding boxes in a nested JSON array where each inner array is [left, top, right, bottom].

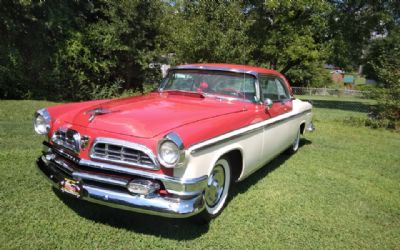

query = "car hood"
[[62, 92, 246, 138]]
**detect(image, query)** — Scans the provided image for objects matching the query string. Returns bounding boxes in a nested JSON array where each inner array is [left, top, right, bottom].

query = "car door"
[[259, 75, 294, 164], [259, 76, 292, 117]]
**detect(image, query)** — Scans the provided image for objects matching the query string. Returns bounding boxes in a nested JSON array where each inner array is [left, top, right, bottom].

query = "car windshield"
[[159, 70, 257, 102]]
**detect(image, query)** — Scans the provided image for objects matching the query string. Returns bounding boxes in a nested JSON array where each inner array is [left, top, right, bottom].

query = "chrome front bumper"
[[36, 144, 207, 218]]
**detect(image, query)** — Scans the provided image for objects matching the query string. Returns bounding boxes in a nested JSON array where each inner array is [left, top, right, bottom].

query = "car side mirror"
[[264, 98, 273, 110]]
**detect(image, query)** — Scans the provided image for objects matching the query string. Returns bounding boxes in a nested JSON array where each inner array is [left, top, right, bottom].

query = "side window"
[[275, 78, 290, 100], [260, 77, 279, 101], [260, 76, 290, 101]]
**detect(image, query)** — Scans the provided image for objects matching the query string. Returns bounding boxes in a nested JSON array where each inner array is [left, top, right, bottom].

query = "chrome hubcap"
[[205, 165, 225, 208]]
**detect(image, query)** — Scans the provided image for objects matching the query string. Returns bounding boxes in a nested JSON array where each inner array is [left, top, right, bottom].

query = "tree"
[[327, 0, 400, 71], [164, 0, 252, 64], [51, 0, 166, 100], [245, 0, 332, 86], [2, 0, 398, 100], [0, 0, 166, 100], [164, 0, 332, 86], [0, 0, 78, 99], [364, 27, 400, 129]]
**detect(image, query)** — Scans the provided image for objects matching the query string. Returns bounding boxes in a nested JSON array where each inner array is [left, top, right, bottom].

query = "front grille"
[[51, 128, 80, 153], [90, 138, 158, 169]]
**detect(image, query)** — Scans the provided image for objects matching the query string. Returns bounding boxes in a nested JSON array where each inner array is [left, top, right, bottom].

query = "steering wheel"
[[218, 88, 245, 98]]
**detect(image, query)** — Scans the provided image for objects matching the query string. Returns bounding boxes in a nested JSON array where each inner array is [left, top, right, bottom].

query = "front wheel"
[[195, 157, 231, 223]]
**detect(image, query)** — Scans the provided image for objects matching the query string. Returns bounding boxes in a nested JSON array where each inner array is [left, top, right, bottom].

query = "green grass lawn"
[[1, 99, 399, 249]]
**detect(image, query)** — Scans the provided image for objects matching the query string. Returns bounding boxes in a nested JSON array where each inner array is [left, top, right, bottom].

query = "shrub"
[[363, 28, 400, 130]]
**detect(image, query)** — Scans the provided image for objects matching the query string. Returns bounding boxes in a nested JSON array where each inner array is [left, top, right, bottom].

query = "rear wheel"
[[287, 126, 301, 154], [194, 157, 231, 223]]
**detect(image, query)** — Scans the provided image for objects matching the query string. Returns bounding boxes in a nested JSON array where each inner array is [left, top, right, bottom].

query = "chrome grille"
[[90, 138, 158, 169], [51, 128, 80, 153]]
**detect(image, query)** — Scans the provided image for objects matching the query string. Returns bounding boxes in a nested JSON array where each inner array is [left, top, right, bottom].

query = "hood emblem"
[[87, 108, 112, 123]]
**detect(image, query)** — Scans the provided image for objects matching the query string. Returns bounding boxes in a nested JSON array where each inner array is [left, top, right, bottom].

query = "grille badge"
[[80, 136, 90, 150]]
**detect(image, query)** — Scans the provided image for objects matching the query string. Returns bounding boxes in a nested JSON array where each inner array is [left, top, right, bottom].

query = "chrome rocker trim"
[[37, 148, 207, 218]]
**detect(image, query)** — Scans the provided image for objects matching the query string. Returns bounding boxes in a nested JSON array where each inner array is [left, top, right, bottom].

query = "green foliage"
[[89, 81, 155, 100], [286, 63, 333, 87], [164, 0, 332, 86], [327, 0, 400, 70], [0, 0, 399, 100], [164, 1, 253, 64], [364, 28, 400, 130], [353, 84, 377, 94], [247, 0, 331, 84], [51, 0, 165, 101], [0, 0, 164, 101]]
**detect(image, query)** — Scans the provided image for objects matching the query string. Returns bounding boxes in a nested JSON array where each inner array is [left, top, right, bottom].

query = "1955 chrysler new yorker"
[[34, 63, 314, 220]]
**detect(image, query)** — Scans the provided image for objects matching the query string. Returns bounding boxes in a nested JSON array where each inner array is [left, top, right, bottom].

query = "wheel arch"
[[299, 121, 306, 135], [218, 148, 243, 182]]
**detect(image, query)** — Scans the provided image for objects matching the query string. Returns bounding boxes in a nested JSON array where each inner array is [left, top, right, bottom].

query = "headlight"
[[159, 141, 180, 166], [33, 109, 51, 135], [157, 132, 185, 168]]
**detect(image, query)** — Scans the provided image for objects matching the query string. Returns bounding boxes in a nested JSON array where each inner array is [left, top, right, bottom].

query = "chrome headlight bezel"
[[157, 132, 186, 168], [33, 108, 51, 135]]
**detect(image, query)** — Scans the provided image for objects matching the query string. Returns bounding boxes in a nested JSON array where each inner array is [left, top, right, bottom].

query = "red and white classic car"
[[34, 64, 314, 220]]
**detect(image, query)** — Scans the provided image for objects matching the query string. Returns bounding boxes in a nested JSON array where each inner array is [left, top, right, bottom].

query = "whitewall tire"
[[195, 157, 231, 222], [287, 126, 301, 154]]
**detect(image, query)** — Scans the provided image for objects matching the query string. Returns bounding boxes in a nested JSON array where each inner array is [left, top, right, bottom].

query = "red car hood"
[[62, 92, 246, 138]]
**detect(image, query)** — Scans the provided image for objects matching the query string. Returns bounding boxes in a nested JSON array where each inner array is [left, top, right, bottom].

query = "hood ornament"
[[87, 108, 112, 123]]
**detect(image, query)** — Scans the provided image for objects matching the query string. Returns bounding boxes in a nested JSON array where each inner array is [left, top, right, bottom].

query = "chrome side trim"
[[264, 110, 311, 128], [89, 137, 159, 170], [79, 159, 207, 196], [190, 109, 312, 155]]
